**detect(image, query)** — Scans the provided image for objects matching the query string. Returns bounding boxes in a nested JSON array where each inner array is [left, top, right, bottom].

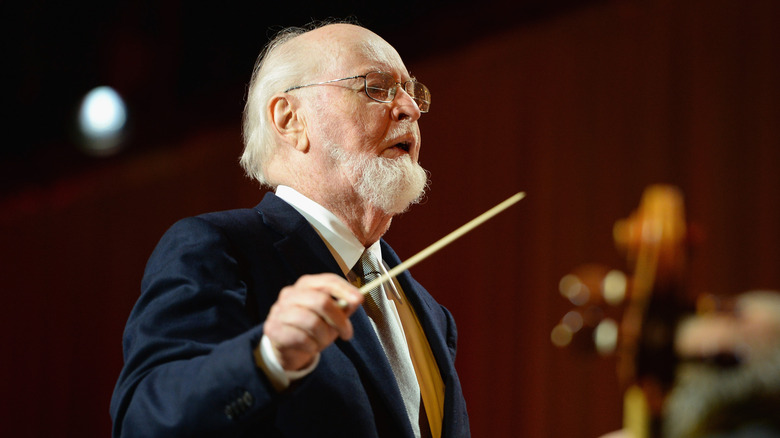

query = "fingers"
[[294, 273, 364, 318], [263, 273, 363, 371]]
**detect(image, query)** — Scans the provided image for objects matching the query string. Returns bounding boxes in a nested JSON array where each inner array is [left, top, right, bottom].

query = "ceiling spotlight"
[[77, 86, 127, 155]]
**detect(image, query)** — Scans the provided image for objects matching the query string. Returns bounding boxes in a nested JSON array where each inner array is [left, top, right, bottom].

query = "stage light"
[[77, 86, 127, 155]]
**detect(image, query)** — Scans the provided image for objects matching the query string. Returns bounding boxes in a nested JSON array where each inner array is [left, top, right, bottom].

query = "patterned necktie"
[[355, 251, 423, 437]]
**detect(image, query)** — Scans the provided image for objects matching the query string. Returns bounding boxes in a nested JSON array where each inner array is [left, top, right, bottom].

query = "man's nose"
[[391, 87, 422, 122]]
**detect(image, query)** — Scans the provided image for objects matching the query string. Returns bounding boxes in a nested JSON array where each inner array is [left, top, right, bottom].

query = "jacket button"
[[242, 391, 253, 407]]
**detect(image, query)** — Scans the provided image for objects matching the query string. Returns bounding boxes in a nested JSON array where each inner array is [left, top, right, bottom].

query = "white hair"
[[240, 20, 359, 187]]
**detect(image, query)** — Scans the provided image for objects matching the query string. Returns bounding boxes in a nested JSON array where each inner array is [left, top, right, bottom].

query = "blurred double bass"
[[553, 185, 696, 438], [612, 185, 694, 437]]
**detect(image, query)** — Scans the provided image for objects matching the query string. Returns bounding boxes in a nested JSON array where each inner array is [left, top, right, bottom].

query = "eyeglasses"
[[284, 71, 431, 113]]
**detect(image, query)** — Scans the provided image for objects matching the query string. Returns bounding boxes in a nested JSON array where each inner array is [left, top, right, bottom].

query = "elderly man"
[[110, 22, 470, 438]]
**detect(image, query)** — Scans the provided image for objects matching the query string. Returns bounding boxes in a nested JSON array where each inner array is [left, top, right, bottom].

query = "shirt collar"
[[275, 185, 379, 274]]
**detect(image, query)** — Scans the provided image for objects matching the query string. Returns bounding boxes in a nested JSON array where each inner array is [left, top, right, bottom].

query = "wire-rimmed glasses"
[[284, 71, 431, 113]]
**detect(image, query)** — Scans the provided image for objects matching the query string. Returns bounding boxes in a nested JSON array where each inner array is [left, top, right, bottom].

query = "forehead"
[[304, 25, 410, 78], [349, 38, 407, 75]]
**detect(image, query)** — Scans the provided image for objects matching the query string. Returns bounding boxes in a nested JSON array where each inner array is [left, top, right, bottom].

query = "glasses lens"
[[365, 72, 395, 102], [406, 81, 431, 113], [364, 72, 431, 113]]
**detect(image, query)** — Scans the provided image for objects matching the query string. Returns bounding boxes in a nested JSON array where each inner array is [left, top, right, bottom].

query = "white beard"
[[328, 145, 429, 214]]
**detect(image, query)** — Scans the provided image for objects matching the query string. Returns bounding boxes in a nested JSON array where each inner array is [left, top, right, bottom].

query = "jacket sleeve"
[[109, 216, 281, 438]]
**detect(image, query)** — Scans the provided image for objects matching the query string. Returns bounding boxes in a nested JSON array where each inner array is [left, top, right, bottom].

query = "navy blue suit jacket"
[[110, 193, 470, 437]]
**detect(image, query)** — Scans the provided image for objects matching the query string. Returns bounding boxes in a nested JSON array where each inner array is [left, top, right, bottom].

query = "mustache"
[[383, 125, 418, 143]]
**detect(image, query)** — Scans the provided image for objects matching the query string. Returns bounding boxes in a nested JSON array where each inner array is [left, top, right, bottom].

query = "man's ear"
[[269, 94, 309, 152]]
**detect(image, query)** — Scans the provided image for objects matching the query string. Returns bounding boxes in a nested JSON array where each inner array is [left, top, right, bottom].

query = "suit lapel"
[[257, 193, 342, 279], [334, 313, 412, 435], [256, 193, 414, 436]]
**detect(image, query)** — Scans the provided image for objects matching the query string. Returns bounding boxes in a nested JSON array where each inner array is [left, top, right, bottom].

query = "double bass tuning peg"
[[552, 264, 629, 355]]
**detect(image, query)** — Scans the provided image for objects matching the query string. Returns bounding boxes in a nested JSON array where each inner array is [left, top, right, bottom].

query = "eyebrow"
[[360, 66, 415, 81], [375, 70, 418, 82]]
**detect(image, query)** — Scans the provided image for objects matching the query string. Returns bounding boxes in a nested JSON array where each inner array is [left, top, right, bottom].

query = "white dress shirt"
[[258, 186, 402, 387]]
